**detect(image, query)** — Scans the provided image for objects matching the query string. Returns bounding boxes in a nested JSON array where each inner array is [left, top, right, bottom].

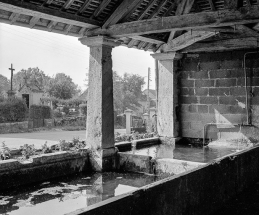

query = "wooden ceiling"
[[0, 0, 259, 53]]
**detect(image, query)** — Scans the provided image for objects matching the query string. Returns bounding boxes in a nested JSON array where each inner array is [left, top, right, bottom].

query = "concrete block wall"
[[179, 50, 259, 141]]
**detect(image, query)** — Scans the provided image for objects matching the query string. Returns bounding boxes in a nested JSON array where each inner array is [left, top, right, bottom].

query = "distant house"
[[16, 82, 44, 108]]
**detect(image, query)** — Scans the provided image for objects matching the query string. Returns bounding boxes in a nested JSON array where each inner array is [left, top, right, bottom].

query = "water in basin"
[[0, 172, 160, 215], [130, 143, 238, 163]]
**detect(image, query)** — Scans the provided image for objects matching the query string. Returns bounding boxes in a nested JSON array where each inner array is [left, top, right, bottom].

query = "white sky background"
[[0, 23, 156, 91]]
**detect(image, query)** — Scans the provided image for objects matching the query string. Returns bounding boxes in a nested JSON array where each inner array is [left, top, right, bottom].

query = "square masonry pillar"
[[151, 52, 182, 144], [79, 36, 120, 171]]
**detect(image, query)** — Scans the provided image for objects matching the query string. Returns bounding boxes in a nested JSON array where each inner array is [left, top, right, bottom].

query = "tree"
[[13, 67, 51, 92], [47, 73, 80, 100], [0, 74, 10, 97], [113, 71, 145, 113]]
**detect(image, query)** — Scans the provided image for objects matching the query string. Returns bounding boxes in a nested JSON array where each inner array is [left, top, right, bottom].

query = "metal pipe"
[[203, 123, 241, 147], [243, 51, 258, 126]]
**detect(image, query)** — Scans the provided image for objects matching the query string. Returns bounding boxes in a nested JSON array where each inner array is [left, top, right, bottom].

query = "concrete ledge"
[[115, 141, 132, 151], [67, 146, 259, 215], [0, 150, 89, 190], [118, 152, 152, 174], [155, 159, 205, 175], [133, 137, 161, 149]]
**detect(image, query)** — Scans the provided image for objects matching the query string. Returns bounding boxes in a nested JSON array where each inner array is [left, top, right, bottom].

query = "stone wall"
[[0, 121, 28, 134], [0, 151, 89, 190], [179, 50, 259, 141]]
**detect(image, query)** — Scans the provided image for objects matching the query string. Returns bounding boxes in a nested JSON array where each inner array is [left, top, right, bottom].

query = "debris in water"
[[82, 177, 91, 180], [116, 177, 123, 179], [41, 182, 50, 186]]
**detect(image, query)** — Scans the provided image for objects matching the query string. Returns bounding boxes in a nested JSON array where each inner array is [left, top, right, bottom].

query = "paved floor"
[[0, 129, 126, 149]]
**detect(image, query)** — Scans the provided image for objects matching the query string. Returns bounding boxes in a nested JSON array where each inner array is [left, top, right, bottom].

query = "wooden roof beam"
[[130, 35, 164, 44], [102, 0, 144, 28], [162, 30, 218, 52], [84, 6, 259, 37], [167, 0, 194, 43], [235, 24, 259, 37], [127, 39, 136, 48], [208, 0, 216, 11], [144, 43, 153, 51], [43, 0, 54, 6], [91, 0, 113, 18], [149, 0, 169, 19], [29, 16, 40, 28], [77, 0, 92, 14], [136, 0, 157, 20], [9, 12, 20, 23], [62, 0, 76, 10], [181, 37, 259, 53], [120, 0, 145, 22]]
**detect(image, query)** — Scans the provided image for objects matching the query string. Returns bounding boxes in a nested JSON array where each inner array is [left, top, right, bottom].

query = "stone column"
[[79, 36, 120, 171], [125, 109, 133, 134], [151, 52, 182, 143]]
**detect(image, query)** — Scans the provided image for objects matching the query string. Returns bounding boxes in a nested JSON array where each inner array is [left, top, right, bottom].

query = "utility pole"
[[9, 64, 15, 91], [147, 67, 151, 114]]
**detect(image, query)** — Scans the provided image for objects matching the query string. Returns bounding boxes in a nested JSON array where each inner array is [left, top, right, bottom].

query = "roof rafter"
[[167, 0, 194, 43], [77, 0, 92, 14], [91, 0, 113, 18], [102, 0, 143, 28], [120, 0, 145, 22], [208, 0, 216, 11], [62, 0, 76, 10], [224, 0, 243, 9], [0, 1, 100, 28], [149, 0, 169, 19], [29, 16, 40, 28], [85, 6, 259, 37], [181, 37, 259, 53], [162, 30, 218, 52], [136, 0, 157, 20]]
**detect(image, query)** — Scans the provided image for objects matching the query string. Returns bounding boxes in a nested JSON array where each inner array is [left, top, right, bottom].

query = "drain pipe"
[[243, 51, 258, 126]]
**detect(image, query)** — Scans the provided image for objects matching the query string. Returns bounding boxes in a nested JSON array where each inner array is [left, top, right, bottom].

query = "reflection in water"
[[131, 144, 237, 163], [0, 172, 158, 215]]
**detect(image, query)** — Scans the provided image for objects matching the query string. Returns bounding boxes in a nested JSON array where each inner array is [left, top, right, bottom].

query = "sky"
[[0, 23, 156, 91]]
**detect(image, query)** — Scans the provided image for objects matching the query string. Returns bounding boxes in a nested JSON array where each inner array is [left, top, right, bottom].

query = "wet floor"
[[0, 172, 160, 215], [130, 143, 238, 163]]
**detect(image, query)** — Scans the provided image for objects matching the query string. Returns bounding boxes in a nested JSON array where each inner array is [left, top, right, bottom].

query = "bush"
[[30, 105, 52, 119], [79, 104, 87, 116], [0, 97, 28, 123], [53, 109, 63, 118], [63, 106, 70, 115]]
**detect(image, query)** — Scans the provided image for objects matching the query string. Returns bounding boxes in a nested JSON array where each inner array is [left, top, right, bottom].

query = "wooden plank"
[[130, 35, 164, 44], [144, 43, 153, 51], [149, 0, 169, 19], [29, 16, 40, 28], [208, 0, 216, 11], [91, 0, 112, 18], [181, 37, 258, 52], [63, 0, 75, 10], [85, 6, 259, 37], [78, 27, 87, 36], [136, 0, 157, 20], [224, 0, 243, 9], [162, 31, 218, 52], [163, 2, 176, 17], [47, 20, 57, 30], [235, 24, 259, 37], [137, 41, 146, 49], [120, 0, 145, 22], [43, 0, 54, 6], [102, 0, 143, 28], [77, 0, 92, 14], [253, 23, 259, 31], [127, 39, 136, 48], [167, 0, 194, 43], [0, 1, 100, 28], [10, 13, 19, 23], [64, 24, 73, 34]]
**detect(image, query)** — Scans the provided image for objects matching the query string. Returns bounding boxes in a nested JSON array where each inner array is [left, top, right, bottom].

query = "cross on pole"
[[9, 64, 15, 91]]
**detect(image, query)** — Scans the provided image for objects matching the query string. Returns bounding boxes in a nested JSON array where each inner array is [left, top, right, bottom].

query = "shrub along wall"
[[0, 98, 28, 123]]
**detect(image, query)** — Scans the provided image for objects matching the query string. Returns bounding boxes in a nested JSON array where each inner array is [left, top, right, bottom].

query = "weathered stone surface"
[[79, 36, 120, 171], [118, 152, 152, 174], [0, 151, 89, 190], [151, 52, 181, 138]]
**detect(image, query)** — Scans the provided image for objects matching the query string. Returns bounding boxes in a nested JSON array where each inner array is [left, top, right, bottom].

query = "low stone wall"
[[67, 146, 259, 215], [0, 121, 28, 134], [0, 151, 89, 191]]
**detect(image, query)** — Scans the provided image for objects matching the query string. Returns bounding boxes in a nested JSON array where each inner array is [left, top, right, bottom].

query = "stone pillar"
[[79, 36, 120, 171], [151, 52, 182, 143], [125, 109, 133, 134]]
